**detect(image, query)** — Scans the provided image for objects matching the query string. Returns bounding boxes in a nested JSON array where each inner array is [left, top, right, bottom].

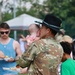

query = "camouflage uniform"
[[17, 37, 63, 75]]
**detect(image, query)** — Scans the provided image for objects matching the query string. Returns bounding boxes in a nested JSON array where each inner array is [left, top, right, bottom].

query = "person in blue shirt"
[[0, 23, 22, 75], [60, 42, 75, 75]]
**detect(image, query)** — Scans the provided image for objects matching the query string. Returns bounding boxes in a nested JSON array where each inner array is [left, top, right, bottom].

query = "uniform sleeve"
[[16, 43, 38, 68], [61, 63, 70, 75]]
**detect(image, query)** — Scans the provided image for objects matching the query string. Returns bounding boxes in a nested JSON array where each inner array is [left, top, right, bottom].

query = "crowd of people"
[[0, 14, 75, 75]]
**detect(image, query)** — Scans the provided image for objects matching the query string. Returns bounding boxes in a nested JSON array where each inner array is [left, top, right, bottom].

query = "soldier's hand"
[[20, 67, 28, 74]]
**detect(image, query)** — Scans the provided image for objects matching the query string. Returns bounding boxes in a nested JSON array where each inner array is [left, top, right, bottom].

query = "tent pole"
[[13, 0, 17, 40], [14, 30, 17, 40]]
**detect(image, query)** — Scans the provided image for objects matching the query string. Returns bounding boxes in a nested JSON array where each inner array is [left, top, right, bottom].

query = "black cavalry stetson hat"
[[35, 14, 62, 32]]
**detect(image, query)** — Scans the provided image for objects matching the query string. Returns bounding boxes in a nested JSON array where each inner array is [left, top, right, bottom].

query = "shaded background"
[[0, 0, 75, 39]]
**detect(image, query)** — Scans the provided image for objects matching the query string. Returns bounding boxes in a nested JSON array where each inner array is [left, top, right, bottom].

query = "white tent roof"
[[5, 14, 42, 30]]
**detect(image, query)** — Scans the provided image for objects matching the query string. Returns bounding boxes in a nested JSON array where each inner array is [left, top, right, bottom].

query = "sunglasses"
[[0, 31, 9, 35]]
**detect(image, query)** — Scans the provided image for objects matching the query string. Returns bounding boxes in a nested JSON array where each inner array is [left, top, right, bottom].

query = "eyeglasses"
[[0, 31, 9, 35]]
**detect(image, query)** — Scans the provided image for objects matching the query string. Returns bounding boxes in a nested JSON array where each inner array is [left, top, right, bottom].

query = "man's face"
[[39, 25, 49, 39], [0, 28, 10, 39]]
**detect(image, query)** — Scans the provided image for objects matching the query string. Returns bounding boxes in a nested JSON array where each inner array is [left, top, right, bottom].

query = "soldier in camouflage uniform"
[[17, 14, 63, 75]]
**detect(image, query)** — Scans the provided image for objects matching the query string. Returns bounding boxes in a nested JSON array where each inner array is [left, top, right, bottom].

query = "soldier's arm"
[[16, 43, 37, 68]]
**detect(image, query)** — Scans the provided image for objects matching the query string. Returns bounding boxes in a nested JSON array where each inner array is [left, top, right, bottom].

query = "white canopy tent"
[[6, 14, 42, 30], [5, 14, 42, 39]]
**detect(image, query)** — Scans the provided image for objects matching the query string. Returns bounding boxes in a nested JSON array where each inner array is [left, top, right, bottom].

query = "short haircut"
[[60, 42, 72, 55], [0, 23, 10, 29]]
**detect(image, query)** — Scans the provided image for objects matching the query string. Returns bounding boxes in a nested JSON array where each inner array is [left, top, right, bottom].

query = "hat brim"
[[35, 21, 43, 24], [35, 21, 60, 32]]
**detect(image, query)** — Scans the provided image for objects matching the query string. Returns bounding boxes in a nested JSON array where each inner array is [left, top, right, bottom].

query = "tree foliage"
[[23, 0, 75, 37], [1, 0, 75, 37]]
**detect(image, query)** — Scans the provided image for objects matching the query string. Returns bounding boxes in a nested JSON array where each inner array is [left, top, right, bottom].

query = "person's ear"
[[47, 28, 51, 34]]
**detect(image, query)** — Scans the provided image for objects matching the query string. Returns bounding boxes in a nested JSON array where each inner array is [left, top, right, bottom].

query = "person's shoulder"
[[36, 38, 54, 43], [34, 38, 60, 46], [11, 38, 19, 45], [55, 35, 63, 42], [62, 59, 73, 66], [61, 60, 69, 68], [27, 39, 45, 48], [34, 39, 45, 45], [10, 38, 16, 41]]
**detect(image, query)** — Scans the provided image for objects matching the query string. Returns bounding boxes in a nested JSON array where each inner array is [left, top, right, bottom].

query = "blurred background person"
[[56, 29, 73, 75], [0, 23, 22, 75], [60, 42, 75, 75], [18, 34, 26, 53], [72, 40, 75, 60], [62, 35, 73, 58], [55, 29, 65, 42], [56, 29, 73, 58]]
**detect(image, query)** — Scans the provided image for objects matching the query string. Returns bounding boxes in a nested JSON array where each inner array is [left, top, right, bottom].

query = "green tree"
[[28, 0, 75, 37], [2, 0, 75, 37]]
